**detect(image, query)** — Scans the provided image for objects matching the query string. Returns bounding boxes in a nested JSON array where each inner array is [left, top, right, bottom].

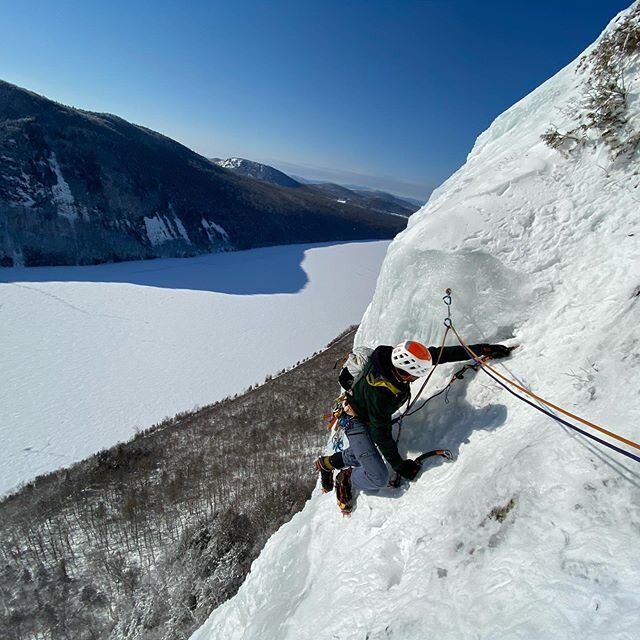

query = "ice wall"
[[191, 5, 640, 639]]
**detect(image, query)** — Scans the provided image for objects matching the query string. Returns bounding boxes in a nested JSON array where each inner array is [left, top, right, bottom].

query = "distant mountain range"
[[0, 81, 406, 267], [212, 158, 421, 217], [339, 186, 424, 209]]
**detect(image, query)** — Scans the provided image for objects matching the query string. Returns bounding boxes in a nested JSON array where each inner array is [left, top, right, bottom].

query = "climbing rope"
[[445, 291, 640, 464]]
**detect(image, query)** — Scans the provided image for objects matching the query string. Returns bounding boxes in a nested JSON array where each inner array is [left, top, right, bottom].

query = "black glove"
[[481, 344, 512, 359], [396, 459, 421, 480]]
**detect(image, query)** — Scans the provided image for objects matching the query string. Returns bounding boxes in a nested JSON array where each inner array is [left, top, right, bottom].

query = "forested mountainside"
[[0, 327, 356, 640]]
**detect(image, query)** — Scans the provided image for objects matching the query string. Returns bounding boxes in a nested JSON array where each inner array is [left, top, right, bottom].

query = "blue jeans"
[[339, 415, 389, 490]]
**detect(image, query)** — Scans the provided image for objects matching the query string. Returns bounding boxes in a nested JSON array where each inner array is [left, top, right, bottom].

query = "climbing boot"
[[335, 468, 353, 516], [314, 456, 335, 493]]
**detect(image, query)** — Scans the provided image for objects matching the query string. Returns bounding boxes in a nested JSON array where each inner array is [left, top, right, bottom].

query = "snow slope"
[[0, 240, 389, 496], [191, 6, 640, 640]]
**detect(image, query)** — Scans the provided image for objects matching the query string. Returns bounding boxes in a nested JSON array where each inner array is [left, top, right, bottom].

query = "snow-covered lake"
[[0, 240, 390, 496]]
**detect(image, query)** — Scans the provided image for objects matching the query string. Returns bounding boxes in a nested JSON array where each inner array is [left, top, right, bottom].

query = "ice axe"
[[388, 448, 454, 488]]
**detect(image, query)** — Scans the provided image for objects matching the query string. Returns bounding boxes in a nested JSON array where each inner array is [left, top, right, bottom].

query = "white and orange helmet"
[[391, 340, 432, 377]]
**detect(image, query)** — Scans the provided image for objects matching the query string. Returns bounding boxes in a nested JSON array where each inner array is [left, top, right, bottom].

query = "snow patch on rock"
[[144, 212, 192, 246], [173, 215, 191, 244], [49, 152, 78, 222], [201, 218, 231, 243]]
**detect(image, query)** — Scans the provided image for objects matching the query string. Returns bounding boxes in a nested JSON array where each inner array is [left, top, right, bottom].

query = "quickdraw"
[[324, 391, 350, 425]]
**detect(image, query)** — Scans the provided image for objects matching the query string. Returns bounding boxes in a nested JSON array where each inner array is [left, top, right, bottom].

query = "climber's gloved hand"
[[396, 459, 422, 480], [481, 344, 512, 359]]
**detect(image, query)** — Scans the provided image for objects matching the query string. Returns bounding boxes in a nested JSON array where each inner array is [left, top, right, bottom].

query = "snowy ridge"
[[192, 6, 640, 640]]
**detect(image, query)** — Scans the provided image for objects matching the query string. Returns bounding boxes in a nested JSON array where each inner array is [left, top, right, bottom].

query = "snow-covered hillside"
[[191, 5, 640, 639], [0, 240, 389, 496]]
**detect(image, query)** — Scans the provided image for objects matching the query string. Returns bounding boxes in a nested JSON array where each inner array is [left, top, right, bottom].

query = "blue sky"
[[0, 0, 632, 199]]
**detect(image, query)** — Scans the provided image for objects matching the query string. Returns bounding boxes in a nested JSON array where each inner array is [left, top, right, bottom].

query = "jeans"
[[339, 415, 389, 490]]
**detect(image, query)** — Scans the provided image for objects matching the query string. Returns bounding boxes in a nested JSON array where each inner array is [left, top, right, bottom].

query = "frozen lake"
[[0, 240, 390, 495]]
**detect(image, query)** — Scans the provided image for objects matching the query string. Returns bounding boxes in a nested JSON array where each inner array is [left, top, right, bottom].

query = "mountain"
[[191, 4, 640, 639], [214, 158, 420, 216], [212, 157, 303, 188], [0, 82, 405, 267], [351, 187, 425, 209], [339, 183, 425, 206], [294, 174, 421, 215], [304, 182, 416, 216]]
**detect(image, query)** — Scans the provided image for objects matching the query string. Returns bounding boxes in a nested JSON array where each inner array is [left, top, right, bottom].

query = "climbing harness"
[[444, 290, 640, 465]]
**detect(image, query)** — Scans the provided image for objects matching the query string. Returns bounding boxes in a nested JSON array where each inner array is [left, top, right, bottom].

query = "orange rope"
[[450, 324, 640, 453]]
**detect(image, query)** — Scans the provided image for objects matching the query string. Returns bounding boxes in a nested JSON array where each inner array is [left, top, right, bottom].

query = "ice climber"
[[315, 339, 512, 514]]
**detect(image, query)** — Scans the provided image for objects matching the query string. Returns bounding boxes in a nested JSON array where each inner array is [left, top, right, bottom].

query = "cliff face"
[[0, 81, 405, 267]]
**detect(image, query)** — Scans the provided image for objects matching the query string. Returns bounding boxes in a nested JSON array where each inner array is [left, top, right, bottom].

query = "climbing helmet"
[[391, 340, 432, 377]]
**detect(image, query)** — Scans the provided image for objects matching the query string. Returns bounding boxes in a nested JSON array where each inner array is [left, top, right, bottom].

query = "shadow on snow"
[[383, 367, 508, 493], [0, 241, 361, 295], [402, 374, 508, 462]]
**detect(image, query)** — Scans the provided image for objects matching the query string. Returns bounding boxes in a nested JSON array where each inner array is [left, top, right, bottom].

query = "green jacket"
[[347, 343, 490, 470]]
